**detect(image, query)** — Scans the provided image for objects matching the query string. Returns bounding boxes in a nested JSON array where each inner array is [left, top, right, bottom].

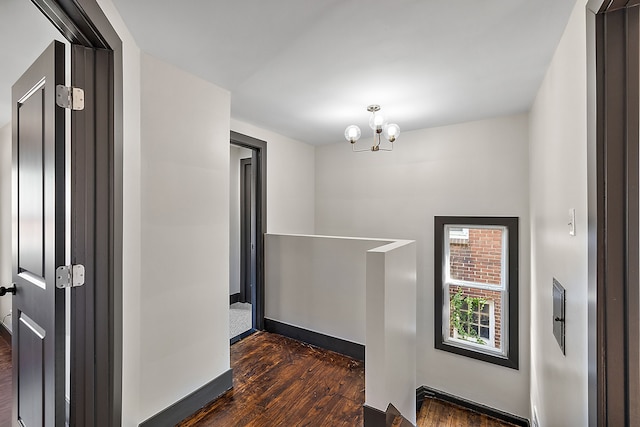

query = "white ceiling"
[[2, 0, 578, 145]]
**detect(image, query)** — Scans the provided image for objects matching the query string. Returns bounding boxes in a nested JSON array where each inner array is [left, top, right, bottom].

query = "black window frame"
[[434, 216, 519, 369]]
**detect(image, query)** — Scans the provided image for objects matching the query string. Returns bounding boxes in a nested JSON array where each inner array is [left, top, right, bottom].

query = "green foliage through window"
[[450, 290, 487, 345]]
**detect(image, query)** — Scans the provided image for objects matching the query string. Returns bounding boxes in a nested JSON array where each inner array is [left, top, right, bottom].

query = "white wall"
[[231, 119, 315, 235], [366, 240, 417, 423], [0, 122, 11, 332], [229, 145, 252, 296], [138, 52, 231, 421], [98, 2, 233, 422], [529, 1, 588, 425], [265, 233, 392, 344], [315, 114, 531, 417]]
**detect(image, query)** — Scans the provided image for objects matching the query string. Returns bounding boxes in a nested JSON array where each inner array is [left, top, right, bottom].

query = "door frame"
[[30, 1, 122, 425], [230, 131, 266, 331], [587, 0, 640, 425], [239, 157, 253, 305]]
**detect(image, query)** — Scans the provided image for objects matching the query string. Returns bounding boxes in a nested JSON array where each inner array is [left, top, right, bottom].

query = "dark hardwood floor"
[[0, 329, 519, 426], [179, 332, 519, 427], [417, 398, 518, 427], [179, 331, 365, 426], [0, 331, 11, 427]]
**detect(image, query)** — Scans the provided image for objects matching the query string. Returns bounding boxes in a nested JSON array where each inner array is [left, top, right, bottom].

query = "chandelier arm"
[[352, 145, 372, 153]]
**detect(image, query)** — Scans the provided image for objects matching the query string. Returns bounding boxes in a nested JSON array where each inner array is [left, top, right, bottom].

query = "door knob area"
[[0, 285, 16, 296]]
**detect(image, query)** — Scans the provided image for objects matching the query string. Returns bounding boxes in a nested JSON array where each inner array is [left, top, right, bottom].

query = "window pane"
[[480, 327, 490, 340], [448, 226, 504, 288], [449, 285, 502, 350]]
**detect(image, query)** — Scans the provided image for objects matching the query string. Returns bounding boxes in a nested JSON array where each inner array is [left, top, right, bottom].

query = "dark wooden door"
[[11, 40, 66, 427]]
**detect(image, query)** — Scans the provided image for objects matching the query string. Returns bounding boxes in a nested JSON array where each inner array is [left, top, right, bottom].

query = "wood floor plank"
[[417, 397, 432, 426], [298, 392, 346, 426], [0, 334, 11, 427]]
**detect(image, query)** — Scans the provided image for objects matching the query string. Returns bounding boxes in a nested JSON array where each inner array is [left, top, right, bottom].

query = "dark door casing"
[[587, 1, 640, 425], [230, 132, 266, 331], [240, 158, 255, 305]]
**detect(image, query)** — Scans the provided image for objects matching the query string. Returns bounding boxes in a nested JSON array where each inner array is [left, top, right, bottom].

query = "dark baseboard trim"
[[230, 328, 256, 345], [0, 322, 11, 345], [139, 369, 233, 427], [417, 386, 530, 427], [230, 293, 240, 304], [416, 386, 428, 412], [264, 318, 365, 361], [363, 404, 386, 427]]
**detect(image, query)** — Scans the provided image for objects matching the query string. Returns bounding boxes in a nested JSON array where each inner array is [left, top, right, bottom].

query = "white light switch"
[[569, 208, 576, 236]]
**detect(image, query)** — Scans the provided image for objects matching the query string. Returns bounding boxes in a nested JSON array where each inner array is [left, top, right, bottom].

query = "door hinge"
[[55, 264, 86, 289], [55, 85, 85, 111]]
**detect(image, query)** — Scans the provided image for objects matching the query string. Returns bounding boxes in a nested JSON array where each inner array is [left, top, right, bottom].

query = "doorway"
[[229, 132, 266, 344], [0, 0, 123, 425], [230, 146, 254, 340]]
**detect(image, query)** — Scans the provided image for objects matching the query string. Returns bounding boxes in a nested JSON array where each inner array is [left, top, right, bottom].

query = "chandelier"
[[344, 105, 400, 152]]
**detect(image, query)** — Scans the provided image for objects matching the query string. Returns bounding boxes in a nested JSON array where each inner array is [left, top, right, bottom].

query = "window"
[[434, 216, 519, 369]]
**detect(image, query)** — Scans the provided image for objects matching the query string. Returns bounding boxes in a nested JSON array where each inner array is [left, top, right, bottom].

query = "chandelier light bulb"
[[383, 123, 400, 142], [369, 111, 387, 132], [344, 125, 361, 143]]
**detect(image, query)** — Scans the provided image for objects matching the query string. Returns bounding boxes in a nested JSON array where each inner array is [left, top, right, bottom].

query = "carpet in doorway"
[[229, 302, 251, 338]]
